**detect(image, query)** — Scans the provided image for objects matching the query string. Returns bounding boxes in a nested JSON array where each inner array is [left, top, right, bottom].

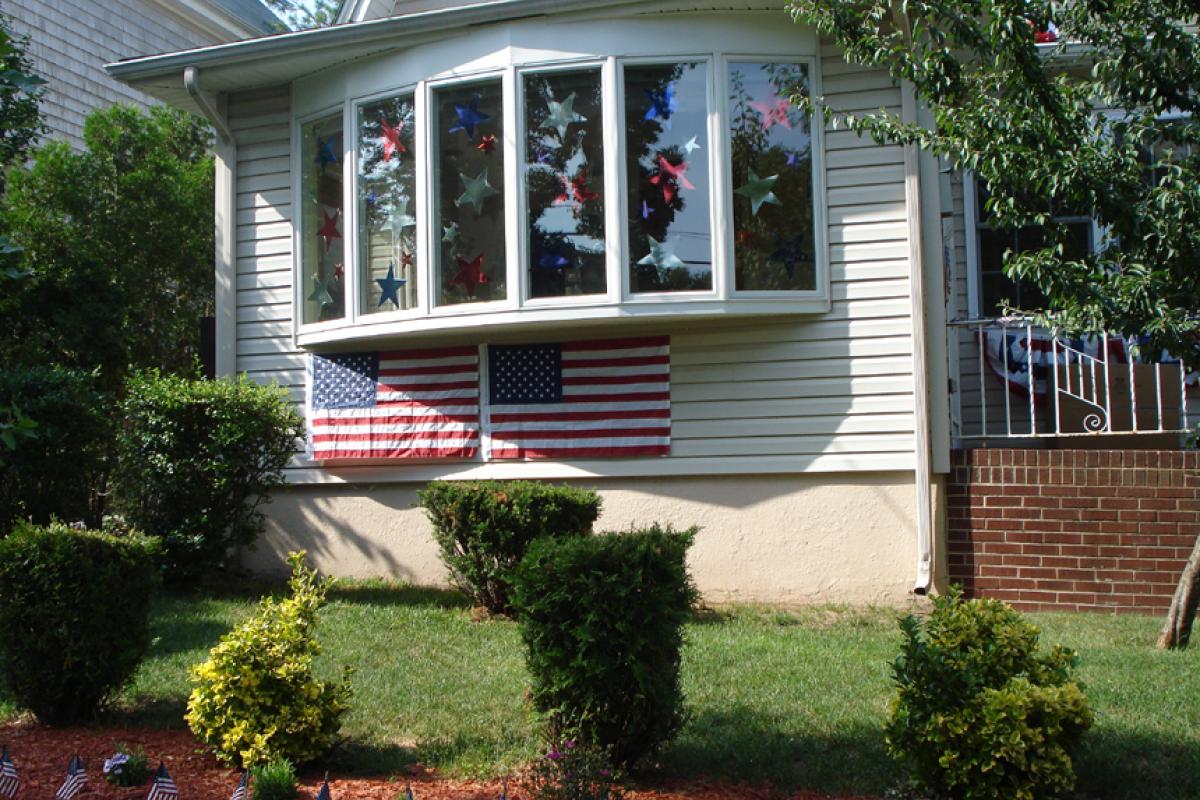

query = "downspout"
[[902, 81, 934, 594], [185, 66, 237, 378]]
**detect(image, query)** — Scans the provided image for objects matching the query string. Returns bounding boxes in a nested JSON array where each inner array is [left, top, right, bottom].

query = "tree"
[[1, 105, 214, 393], [787, 0, 1200, 647], [261, 0, 338, 30], [0, 14, 45, 185]]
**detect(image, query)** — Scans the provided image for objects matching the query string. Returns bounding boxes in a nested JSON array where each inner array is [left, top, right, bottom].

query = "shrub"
[[250, 759, 296, 800], [0, 366, 110, 531], [512, 525, 698, 768], [0, 521, 160, 723], [113, 370, 303, 584], [186, 552, 352, 767], [418, 480, 601, 614], [884, 586, 1093, 800]]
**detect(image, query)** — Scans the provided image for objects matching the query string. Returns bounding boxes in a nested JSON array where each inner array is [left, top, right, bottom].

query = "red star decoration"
[[380, 115, 406, 162], [750, 95, 793, 131], [401, 250, 413, 268], [451, 253, 489, 297], [736, 229, 752, 246], [333, 262, 344, 279], [318, 209, 342, 251], [649, 155, 695, 203], [571, 169, 598, 204], [476, 134, 497, 154]]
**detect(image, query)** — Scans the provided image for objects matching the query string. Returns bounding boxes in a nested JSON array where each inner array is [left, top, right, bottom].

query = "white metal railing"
[[948, 317, 1194, 442]]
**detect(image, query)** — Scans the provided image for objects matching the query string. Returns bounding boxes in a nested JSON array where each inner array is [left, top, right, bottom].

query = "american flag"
[[55, 754, 85, 800], [316, 778, 331, 800], [146, 762, 178, 800], [309, 346, 480, 460], [0, 745, 18, 800], [405, 782, 415, 800], [486, 336, 670, 458], [229, 771, 249, 800]]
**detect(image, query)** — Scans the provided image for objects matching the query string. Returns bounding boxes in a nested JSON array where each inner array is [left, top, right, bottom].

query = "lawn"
[[2, 583, 1197, 799]]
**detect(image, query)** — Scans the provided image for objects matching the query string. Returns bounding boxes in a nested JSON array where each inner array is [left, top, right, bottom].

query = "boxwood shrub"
[[0, 520, 160, 723], [512, 525, 698, 768], [885, 586, 1094, 800], [418, 480, 601, 614], [113, 370, 303, 584]]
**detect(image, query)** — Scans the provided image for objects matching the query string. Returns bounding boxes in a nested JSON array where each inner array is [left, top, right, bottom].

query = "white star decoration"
[[637, 235, 685, 271], [541, 91, 586, 140]]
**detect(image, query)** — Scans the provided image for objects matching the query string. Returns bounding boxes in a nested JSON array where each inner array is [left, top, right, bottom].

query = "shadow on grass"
[[106, 695, 189, 729], [145, 617, 234, 658], [323, 737, 420, 776], [327, 583, 470, 610], [1074, 727, 1200, 800]]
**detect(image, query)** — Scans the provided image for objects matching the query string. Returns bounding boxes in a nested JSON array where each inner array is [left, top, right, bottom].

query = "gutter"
[[183, 66, 234, 145]]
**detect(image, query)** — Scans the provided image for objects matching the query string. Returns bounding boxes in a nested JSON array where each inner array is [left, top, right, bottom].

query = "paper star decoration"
[[308, 275, 334, 307], [785, 150, 801, 168], [442, 221, 460, 244], [649, 155, 695, 203], [376, 262, 406, 307], [476, 134, 497, 154], [455, 168, 498, 212], [451, 253, 489, 297], [401, 249, 413, 268], [449, 94, 489, 140], [641, 200, 652, 219], [380, 115, 406, 161], [735, 169, 781, 215], [334, 262, 344, 279], [541, 91, 586, 140], [644, 82, 677, 127], [637, 235, 685, 271], [389, 197, 416, 235], [750, 93, 793, 131], [316, 135, 338, 171], [770, 234, 808, 277], [318, 209, 342, 251], [735, 229, 752, 246], [365, 190, 380, 207], [537, 250, 571, 270], [683, 135, 702, 155]]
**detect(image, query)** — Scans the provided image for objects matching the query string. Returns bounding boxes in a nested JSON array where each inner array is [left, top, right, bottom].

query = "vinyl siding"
[[227, 44, 918, 482]]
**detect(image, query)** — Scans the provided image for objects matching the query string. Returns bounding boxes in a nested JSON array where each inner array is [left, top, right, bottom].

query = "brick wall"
[[947, 449, 1200, 613]]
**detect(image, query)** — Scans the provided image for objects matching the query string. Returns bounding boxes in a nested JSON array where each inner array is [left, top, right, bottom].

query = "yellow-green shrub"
[[185, 552, 352, 766]]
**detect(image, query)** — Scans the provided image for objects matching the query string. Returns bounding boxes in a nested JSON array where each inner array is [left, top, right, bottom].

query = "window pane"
[[624, 62, 711, 292], [435, 79, 505, 305], [301, 113, 344, 323], [728, 61, 815, 291], [525, 69, 606, 299], [358, 94, 417, 314]]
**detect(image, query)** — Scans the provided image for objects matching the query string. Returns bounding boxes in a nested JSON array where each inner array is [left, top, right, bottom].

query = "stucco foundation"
[[247, 472, 921, 605]]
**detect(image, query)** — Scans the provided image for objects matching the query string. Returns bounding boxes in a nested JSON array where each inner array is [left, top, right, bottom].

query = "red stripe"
[[562, 373, 668, 386], [378, 363, 478, 377], [314, 413, 479, 426], [491, 445, 669, 458], [489, 408, 670, 423], [314, 446, 478, 460], [562, 355, 669, 369], [561, 336, 669, 352], [375, 398, 478, 408], [377, 380, 478, 392], [379, 346, 478, 360], [561, 391, 670, 403], [491, 427, 669, 440], [312, 432, 478, 444]]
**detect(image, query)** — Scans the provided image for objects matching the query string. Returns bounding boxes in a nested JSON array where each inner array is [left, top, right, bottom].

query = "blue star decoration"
[[376, 262, 406, 307], [316, 135, 338, 172], [644, 81, 677, 127], [537, 250, 571, 270], [449, 94, 489, 141], [769, 234, 809, 277]]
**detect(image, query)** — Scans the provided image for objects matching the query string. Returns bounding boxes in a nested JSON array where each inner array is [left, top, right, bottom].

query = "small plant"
[[0, 520, 160, 723], [884, 586, 1093, 800], [250, 758, 295, 800], [418, 480, 601, 615], [186, 551, 353, 766], [527, 740, 624, 800], [512, 525, 698, 768], [102, 745, 152, 787]]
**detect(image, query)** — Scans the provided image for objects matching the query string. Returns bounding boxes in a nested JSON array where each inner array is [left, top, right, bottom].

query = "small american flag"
[[229, 771, 249, 800], [146, 762, 178, 800], [0, 745, 18, 800], [487, 336, 670, 458], [316, 778, 332, 800], [309, 346, 480, 460], [405, 782, 414, 800], [55, 754, 85, 800]]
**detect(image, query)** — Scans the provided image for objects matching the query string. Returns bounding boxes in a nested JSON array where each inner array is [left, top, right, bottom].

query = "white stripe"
[[489, 399, 668, 414], [310, 437, 478, 453], [376, 371, 478, 386], [376, 388, 479, 402], [488, 418, 668, 432], [490, 435, 670, 448], [312, 421, 481, 435], [317, 404, 479, 419], [379, 354, 478, 370], [560, 382, 668, 395], [561, 365, 670, 379], [561, 345, 668, 360]]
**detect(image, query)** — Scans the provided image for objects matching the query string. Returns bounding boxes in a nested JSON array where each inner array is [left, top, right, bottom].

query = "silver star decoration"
[[455, 168, 498, 212], [389, 197, 416, 236], [637, 235, 685, 271], [442, 221, 460, 244], [307, 275, 334, 307], [683, 135, 702, 155], [734, 169, 781, 216], [541, 91, 586, 140]]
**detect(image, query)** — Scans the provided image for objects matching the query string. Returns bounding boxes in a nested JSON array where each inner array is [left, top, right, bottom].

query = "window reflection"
[[301, 114, 344, 323], [358, 94, 417, 313]]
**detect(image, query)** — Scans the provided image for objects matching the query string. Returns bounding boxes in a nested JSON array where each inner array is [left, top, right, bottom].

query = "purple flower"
[[599, 769, 611, 777], [564, 739, 575, 750], [546, 748, 562, 761]]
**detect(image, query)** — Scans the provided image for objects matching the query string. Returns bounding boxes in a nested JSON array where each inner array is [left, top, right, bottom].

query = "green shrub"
[[418, 480, 601, 614], [527, 740, 625, 800], [113, 370, 303, 584], [250, 759, 296, 800], [186, 552, 352, 767], [0, 366, 110, 531], [0, 521, 160, 723], [512, 525, 698, 769], [884, 586, 1093, 800]]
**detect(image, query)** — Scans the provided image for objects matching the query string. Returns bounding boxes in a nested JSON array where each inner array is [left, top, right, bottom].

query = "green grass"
[[2, 585, 1198, 799]]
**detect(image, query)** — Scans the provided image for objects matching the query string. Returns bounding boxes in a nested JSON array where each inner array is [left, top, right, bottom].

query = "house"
[[105, 0, 1199, 608], [6, 0, 279, 148]]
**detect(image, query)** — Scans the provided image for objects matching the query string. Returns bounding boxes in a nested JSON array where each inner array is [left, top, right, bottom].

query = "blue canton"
[[313, 352, 379, 409], [489, 344, 562, 404]]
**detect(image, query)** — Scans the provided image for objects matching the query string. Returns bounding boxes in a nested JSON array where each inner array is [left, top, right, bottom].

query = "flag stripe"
[[492, 444, 670, 458], [490, 407, 670, 423]]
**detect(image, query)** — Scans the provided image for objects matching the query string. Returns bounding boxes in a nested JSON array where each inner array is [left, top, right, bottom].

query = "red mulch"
[[0, 722, 875, 800]]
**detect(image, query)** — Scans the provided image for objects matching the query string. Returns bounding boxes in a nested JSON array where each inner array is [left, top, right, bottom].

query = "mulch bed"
[[0, 722, 874, 800]]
